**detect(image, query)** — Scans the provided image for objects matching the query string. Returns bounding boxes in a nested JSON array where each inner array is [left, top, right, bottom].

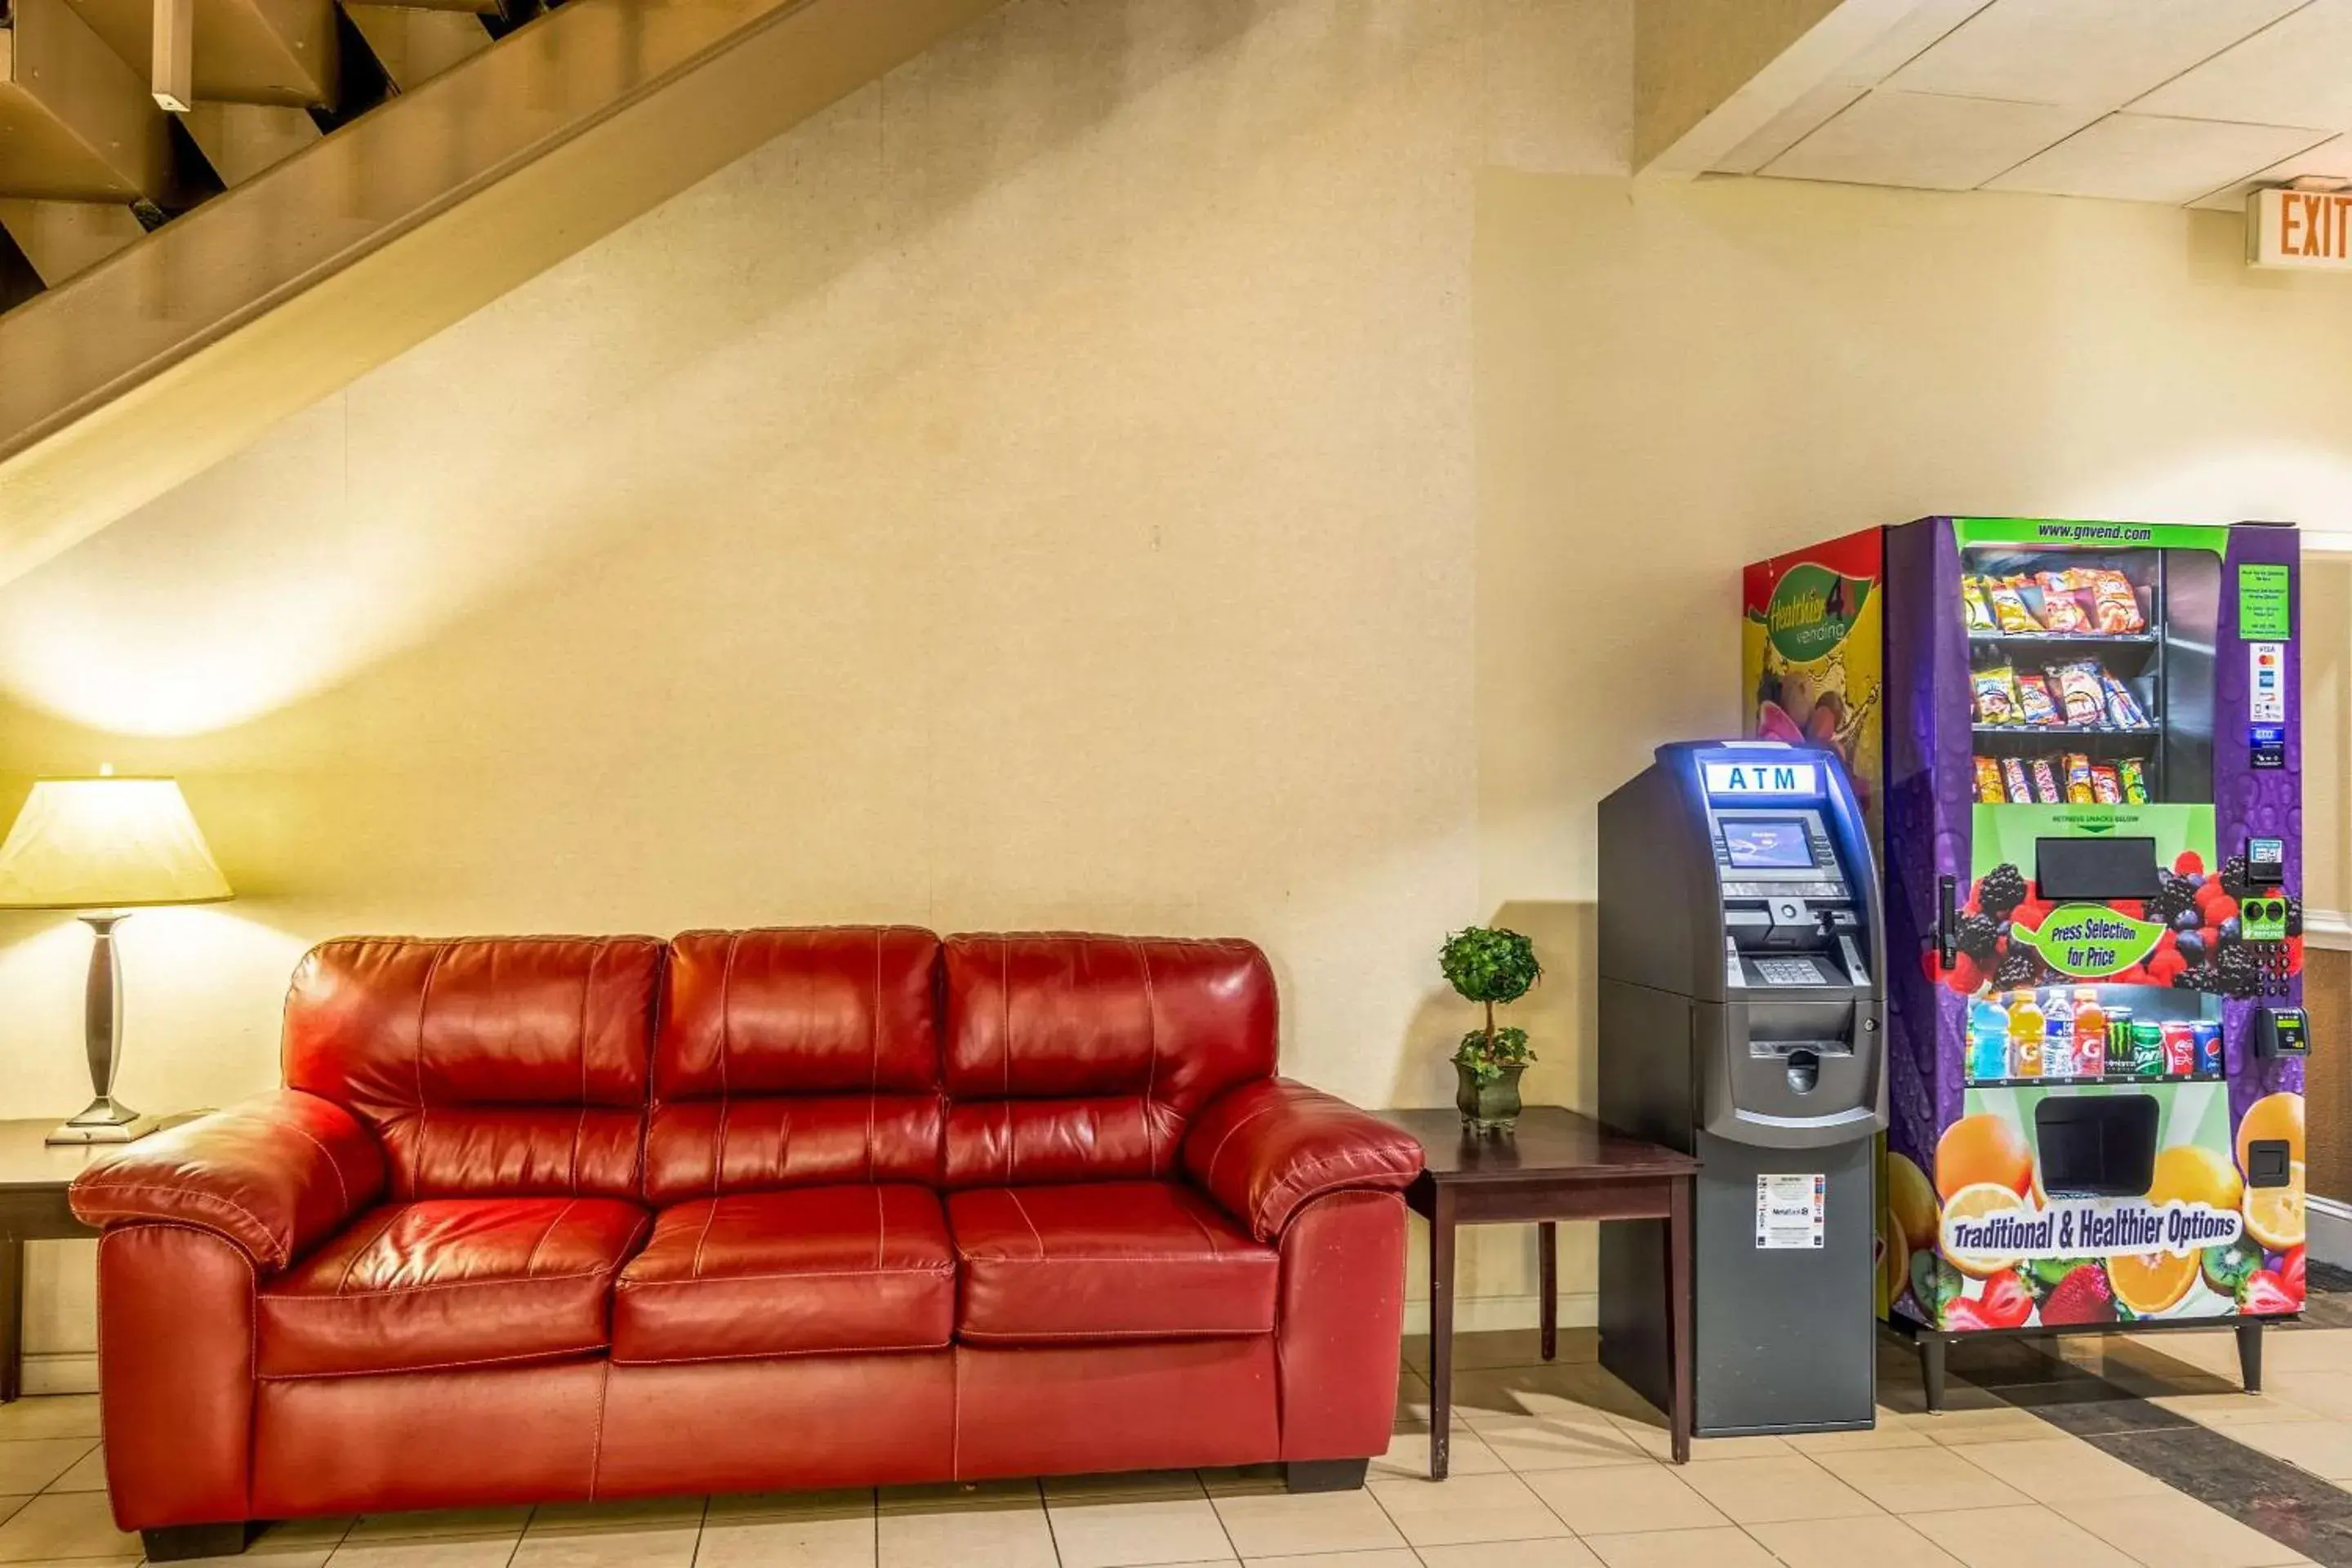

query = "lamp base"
[[47, 1096, 159, 1146]]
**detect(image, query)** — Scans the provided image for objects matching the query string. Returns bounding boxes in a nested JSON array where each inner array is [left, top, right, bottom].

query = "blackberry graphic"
[[2142, 872, 2198, 924], [2287, 895, 2304, 938], [1957, 913, 2003, 963], [2172, 964, 2218, 992], [1977, 863, 2029, 922], [2220, 853, 2252, 900], [2215, 945, 2265, 1000], [1993, 948, 2041, 989]]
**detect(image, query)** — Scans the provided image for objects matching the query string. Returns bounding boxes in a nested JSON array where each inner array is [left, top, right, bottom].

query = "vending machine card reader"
[[1599, 742, 1887, 1435]]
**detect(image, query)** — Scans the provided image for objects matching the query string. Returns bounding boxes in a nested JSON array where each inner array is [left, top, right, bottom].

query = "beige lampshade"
[[0, 776, 232, 910]]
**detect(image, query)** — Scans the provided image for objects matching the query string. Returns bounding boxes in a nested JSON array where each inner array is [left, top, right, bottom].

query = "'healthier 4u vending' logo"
[[2007, 902, 2167, 978], [1762, 563, 1873, 663]]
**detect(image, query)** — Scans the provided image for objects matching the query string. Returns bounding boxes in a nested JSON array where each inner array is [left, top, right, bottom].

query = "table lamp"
[[0, 771, 231, 1143]]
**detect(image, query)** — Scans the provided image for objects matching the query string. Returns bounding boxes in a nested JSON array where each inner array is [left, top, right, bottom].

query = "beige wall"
[[0, 0, 1630, 1375], [7, 0, 2352, 1378]]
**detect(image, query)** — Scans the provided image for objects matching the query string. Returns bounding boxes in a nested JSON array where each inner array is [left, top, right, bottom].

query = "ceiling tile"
[[1712, 82, 1869, 175], [1984, 112, 2332, 203], [1826, 0, 1998, 87], [2133, 0, 2352, 130], [1889, 0, 2307, 109], [1763, 90, 2100, 190], [2189, 131, 2352, 208]]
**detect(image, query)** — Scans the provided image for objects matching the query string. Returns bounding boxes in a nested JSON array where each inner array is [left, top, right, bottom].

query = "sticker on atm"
[[1704, 760, 1820, 796], [1756, 1173, 1826, 1250]]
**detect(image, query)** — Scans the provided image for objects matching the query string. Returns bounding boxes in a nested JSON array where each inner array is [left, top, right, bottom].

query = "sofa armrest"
[[1183, 1078, 1423, 1243], [70, 1090, 386, 1273]]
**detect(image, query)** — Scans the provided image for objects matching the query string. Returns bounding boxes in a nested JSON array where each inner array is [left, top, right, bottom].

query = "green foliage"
[[1453, 1026, 1532, 1085], [1441, 926, 1541, 1080], [1439, 927, 1541, 1005]]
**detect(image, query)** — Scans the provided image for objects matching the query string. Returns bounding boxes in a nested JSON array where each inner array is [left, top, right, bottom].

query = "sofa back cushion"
[[283, 936, 662, 1200], [644, 927, 943, 1203], [940, 933, 1276, 1187]]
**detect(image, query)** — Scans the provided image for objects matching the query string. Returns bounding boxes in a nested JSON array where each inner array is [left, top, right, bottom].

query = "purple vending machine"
[[1746, 519, 2305, 1405]]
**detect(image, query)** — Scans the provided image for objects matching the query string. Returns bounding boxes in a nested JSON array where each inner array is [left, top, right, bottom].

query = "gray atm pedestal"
[[1597, 741, 1887, 1437]]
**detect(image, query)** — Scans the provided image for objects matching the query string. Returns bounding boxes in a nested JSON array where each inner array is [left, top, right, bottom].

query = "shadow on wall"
[[1389, 899, 1596, 1113]]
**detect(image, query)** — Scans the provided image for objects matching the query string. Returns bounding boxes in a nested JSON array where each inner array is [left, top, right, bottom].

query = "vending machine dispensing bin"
[[1743, 519, 2307, 1406], [1598, 740, 1888, 1436]]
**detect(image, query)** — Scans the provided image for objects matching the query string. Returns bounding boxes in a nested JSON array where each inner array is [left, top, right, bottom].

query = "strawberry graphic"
[[2040, 1264, 2116, 1325], [1942, 1298, 1996, 1333], [1977, 1272, 2034, 1329], [2241, 1271, 2298, 1317]]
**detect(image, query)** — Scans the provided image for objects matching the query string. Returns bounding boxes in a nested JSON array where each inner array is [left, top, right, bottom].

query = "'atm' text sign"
[[2249, 186, 2352, 270]]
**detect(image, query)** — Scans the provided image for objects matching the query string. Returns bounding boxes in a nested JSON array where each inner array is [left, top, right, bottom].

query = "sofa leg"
[[141, 1522, 252, 1561], [1285, 1458, 1370, 1493]]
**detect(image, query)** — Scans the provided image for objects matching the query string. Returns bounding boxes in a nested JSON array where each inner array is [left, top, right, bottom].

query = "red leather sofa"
[[69, 929, 1424, 1561]]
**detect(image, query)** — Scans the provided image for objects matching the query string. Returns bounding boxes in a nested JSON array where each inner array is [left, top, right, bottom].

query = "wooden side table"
[[0, 1120, 109, 1402], [0, 1115, 203, 1401], [1379, 1107, 1699, 1473]]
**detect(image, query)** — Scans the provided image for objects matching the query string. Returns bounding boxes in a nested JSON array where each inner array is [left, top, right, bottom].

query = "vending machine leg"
[[1918, 1333, 1946, 1414], [2237, 1321, 2264, 1395]]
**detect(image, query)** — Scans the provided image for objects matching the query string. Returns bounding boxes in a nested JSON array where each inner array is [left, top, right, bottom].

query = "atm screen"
[[1724, 818, 1815, 870]]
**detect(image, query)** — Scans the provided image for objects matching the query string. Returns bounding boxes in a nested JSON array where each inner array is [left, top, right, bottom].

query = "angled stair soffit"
[[0, 0, 1006, 586]]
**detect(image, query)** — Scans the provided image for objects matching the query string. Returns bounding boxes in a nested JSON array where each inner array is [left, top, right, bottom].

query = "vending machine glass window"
[[1959, 546, 2213, 810]]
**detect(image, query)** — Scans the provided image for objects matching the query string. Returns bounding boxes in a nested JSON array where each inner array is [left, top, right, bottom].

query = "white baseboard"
[[19, 1353, 97, 1397], [1402, 1292, 1597, 1336], [2303, 910, 2350, 951], [2310, 1195, 2352, 1271]]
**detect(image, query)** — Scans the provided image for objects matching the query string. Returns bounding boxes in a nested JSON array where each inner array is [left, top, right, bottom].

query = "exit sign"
[[2249, 185, 2352, 270]]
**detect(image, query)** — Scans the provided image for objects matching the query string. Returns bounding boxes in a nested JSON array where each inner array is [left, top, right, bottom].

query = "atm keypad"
[[1754, 958, 1827, 986]]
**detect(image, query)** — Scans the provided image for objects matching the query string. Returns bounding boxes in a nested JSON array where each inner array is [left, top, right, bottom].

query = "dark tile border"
[[1912, 1321, 2352, 1566]]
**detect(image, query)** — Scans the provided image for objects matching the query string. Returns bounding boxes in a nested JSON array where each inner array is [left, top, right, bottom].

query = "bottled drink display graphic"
[[2074, 988, 2106, 1077], [2007, 991, 2042, 1079], [2041, 987, 2076, 1081]]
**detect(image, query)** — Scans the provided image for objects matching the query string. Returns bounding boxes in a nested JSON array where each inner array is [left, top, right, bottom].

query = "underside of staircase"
[[0, 0, 1004, 582]]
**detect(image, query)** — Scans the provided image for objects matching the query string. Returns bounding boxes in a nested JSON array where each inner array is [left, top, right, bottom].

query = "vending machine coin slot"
[[2245, 1139, 2293, 1188], [2247, 837, 2287, 886]]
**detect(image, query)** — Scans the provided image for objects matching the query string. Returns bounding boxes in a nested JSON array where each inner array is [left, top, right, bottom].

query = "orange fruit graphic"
[[2152, 1143, 2244, 1214], [2245, 1161, 2306, 1251], [2237, 1094, 2305, 1176], [2110, 1145, 2243, 1316], [2109, 1248, 2198, 1316], [1887, 1152, 1938, 1254], [1936, 1113, 2034, 1203], [1939, 1182, 2034, 1279]]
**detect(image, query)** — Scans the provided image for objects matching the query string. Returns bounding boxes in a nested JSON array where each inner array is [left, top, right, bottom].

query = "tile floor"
[[12, 1320, 2352, 1567]]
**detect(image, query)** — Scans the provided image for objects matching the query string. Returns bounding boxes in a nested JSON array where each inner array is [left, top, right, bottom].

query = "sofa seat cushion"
[[256, 1197, 649, 1379], [612, 1185, 955, 1364], [947, 1181, 1277, 1343]]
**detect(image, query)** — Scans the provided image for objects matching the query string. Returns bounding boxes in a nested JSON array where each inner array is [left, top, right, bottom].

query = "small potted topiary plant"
[[1441, 925, 1541, 1134]]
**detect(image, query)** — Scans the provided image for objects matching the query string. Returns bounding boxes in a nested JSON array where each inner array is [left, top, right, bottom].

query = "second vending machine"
[[1744, 518, 2308, 1402]]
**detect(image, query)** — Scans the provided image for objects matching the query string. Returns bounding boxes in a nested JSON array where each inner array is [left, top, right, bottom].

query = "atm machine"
[[1597, 740, 1887, 1435]]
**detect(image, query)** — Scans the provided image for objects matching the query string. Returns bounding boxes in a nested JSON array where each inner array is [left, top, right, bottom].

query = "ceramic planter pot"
[[1455, 1061, 1525, 1135]]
